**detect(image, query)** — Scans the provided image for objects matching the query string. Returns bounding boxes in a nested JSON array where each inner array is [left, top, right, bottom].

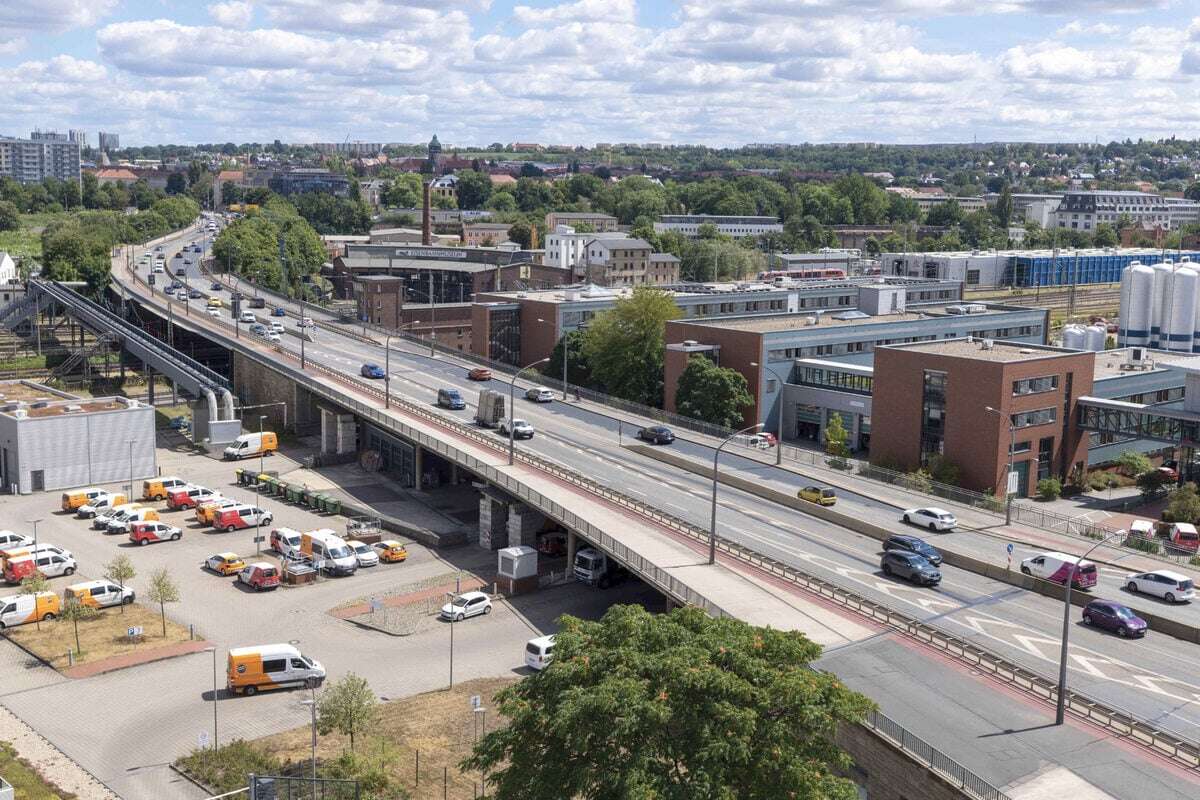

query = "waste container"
[[235, 468, 246, 486], [308, 492, 324, 510], [286, 486, 301, 504], [275, 480, 288, 497], [325, 498, 342, 515]]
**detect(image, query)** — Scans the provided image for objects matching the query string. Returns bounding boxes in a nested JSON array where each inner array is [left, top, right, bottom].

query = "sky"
[[1, 1, 1199, 148]]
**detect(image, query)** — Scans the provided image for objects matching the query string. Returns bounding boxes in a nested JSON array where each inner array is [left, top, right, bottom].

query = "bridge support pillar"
[[320, 410, 357, 455], [147, 367, 154, 404], [506, 504, 544, 548], [566, 530, 578, 571], [413, 445, 424, 492], [477, 489, 508, 551]]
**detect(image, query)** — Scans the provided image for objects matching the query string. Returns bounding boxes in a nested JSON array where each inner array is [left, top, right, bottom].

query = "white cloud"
[[0, 37, 25, 56], [1055, 20, 1119, 37], [256, 0, 489, 33], [208, 1, 254, 29], [512, 0, 635, 25], [0, 1, 118, 35]]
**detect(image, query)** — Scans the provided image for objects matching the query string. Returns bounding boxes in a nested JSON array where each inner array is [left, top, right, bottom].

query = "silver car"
[[902, 507, 957, 531], [1126, 570, 1195, 603]]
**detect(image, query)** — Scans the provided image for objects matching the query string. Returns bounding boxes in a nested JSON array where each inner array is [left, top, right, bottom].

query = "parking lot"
[[0, 437, 661, 799]]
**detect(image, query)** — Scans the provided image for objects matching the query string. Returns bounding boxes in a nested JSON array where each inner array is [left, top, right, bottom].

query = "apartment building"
[[1053, 190, 1200, 232], [654, 215, 782, 239], [0, 132, 81, 184]]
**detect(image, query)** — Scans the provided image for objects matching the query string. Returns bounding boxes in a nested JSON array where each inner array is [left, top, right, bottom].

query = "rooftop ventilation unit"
[[63, 404, 83, 413], [945, 305, 969, 315], [981, 339, 995, 350]]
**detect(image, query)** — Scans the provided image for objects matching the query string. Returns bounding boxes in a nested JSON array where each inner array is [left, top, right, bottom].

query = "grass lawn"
[[180, 676, 518, 799], [0, 211, 70, 262], [153, 402, 192, 429], [0, 353, 48, 371], [0, 740, 78, 800], [5, 602, 194, 670]]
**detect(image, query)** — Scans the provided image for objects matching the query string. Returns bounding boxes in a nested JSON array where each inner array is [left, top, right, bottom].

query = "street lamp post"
[[27, 518, 41, 552], [126, 439, 136, 500], [750, 361, 787, 466], [509, 358, 550, 465], [300, 686, 318, 790], [445, 591, 456, 689], [203, 646, 218, 750], [984, 406, 1015, 525], [256, 415, 267, 556], [709, 423, 764, 564], [1055, 531, 1122, 725], [384, 334, 393, 409], [428, 272, 436, 357]]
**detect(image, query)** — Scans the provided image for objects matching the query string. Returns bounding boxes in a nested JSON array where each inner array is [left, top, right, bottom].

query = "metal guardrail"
[[120, 260, 1200, 771], [862, 709, 1013, 800]]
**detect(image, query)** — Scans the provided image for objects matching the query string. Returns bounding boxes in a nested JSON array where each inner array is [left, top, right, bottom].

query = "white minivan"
[[525, 634, 555, 671], [1020, 551, 1098, 589]]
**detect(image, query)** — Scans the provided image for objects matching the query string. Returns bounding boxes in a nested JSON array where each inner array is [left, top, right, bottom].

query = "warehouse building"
[[882, 247, 1200, 288], [0, 380, 156, 494]]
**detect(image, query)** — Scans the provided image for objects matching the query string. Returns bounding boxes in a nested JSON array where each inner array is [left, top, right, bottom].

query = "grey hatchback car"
[[881, 551, 942, 586]]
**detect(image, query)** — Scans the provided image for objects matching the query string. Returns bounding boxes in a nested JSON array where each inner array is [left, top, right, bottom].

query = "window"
[[920, 370, 947, 463], [1013, 375, 1059, 395], [263, 658, 287, 674], [1037, 437, 1054, 480], [1011, 407, 1055, 428]]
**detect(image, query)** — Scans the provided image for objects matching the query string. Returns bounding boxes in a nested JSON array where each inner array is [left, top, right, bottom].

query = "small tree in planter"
[[1036, 478, 1062, 500], [146, 567, 180, 637], [104, 555, 136, 615], [59, 596, 99, 656], [18, 573, 50, 631]]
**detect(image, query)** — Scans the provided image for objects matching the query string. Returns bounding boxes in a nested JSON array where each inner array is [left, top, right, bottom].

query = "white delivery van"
[[525, 634, 556, 671], [223, 431, 278, 461], [300, 529, 357, 576]]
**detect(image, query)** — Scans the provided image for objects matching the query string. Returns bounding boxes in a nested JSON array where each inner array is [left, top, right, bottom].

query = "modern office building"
[[654, 215, 783, 239], [1053, 190, 1200, 232], [544, 211, 618, 232], [472, 277, 964, 367], [98, 131, 120, 152], [267, 169, 351, 197], [881, 247, 1200, 288], [0, 381, 156, 494], [662, 294, 1047, 440], [0, 132, 81, 184]]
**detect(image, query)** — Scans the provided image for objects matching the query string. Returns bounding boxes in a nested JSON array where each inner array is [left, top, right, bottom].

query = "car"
[[798, 486, 837, 506], [882, 534, 943, 566], [440, 591, 492, 621], [537, 532, 567, 557], [373, 540, 408, 563], [206, 306, 221, 318], [249, 322, 267, 335], [175, 267, 187, 276], [636, 425, 675, 445], [902, 507, 957, 531], [468, 368, 492, 381], [205, 552, 246, 575], [880, 551, 942, 586], [297, 317, 315, 328], [152, 264, 165, 274], [1154, 465, 1179, 482], [437, 388, 466, 410], [129, 521, 182, 546], [272, 307, 287, 317], [525, 387, 555, 403], [499, 418, 534, 439], [347, 540, 379, 567], [236, 562, 281, 591], [1082, 600, 1147, 638], [1125, 569, 1195, 603], [239, 311, 257, 324], [268, 320, 285, 333], [263, 330, 281, 343], [210, 282, 223, 291], [360, 364, 386, 379], [188, 289, 203, 299]]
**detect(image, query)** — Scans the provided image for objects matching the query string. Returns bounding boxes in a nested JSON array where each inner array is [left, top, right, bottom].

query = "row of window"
[[1013, 375, 1059, 396], [1011, 407, 1056, 428], [765, 325, 1041, 362]]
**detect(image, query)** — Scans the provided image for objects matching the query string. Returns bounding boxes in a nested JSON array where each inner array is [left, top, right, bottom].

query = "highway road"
[[120, 224, 1200, 795]]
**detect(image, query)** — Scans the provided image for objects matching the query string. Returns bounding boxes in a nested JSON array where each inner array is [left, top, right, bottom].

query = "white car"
[[206, 306, 221, 317], [1125, 570, 1195, 603], [0, 531, 32, 550], [32, 553, 77, 578], [77, 493, 122, 518], [239, 311, 257, 324], [525, 387, 555, 403], [346, 540, 379, 567], [298, 317, 315, 328], [268, 320, 285, 333], [525, 634, 555, 671], [902, 507, 957, 531], [440, 591, 492, 621], [263, 330, 281, 343], [499, 419, 534, 439]]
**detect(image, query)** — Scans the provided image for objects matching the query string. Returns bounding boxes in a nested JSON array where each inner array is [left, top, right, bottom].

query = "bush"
[[1116, 450, 1152, 477], [1136, 469, 1174, 501], [1190, 555, 1200, 568], [897, 469, 932, 494], [1166, 482, 1200, 523], [1124, 535, 1161, 555], [176, 740, 281, 794], [980, 494, 1005, 513], [1036, 478, 1062, 500], [926, 455, 961, 486]]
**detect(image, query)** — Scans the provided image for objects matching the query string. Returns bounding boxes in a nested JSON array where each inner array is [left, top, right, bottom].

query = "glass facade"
[[796, 365, 873, 395], [1037, 436, 1054, 481], [487, 307, 521, 366], [920, 370, 947, 463], [1004, 252, 1200, 288]]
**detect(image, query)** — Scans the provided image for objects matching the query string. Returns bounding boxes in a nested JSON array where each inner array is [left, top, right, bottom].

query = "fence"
[[248, 774, 358, 800], [862, 710, 1013, 800]]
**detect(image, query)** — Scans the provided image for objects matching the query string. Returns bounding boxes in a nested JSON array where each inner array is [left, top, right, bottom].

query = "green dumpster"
[[308, 492, 324, 510], [234, 468, 246, 485], [325, 498, 342, 515], [286, 486, 301, 504], [275, 480, 288, 498], [256, 473, 270, 489]]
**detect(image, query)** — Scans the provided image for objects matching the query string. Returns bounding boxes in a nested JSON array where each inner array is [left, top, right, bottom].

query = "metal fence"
[[863, 710, 1012, 800], [248, 774, 358, 800]]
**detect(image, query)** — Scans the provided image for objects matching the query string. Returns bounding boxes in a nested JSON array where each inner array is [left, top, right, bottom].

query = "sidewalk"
[[62, 640, 211, 679]]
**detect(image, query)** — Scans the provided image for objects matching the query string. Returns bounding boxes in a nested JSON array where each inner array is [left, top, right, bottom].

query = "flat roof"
[[0, 380, 77, 404], [0, 394, 142, 419], [884, 247, 1200, 259], [1093, 348, 1200, 380], [879, 338, 1080, 363], [684, 304, 1030, 334]]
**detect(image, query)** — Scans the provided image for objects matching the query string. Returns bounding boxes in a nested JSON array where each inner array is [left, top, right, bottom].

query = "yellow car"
[[373, 540, 408, 563], [205, 552, 246, 575], [798, 486, 837, 506]]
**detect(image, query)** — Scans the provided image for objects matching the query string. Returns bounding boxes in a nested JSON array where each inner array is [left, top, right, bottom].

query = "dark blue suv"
[[360, 364, 385, 379], [437, 388, 465, 409], [882, 534, 942, 566]]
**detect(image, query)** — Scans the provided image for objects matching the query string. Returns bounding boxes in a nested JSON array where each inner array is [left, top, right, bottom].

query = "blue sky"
[[1, 1, 1198, 147]]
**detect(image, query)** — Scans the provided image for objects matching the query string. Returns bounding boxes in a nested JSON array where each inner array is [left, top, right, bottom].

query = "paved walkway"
[[63, 640, 212, 679], [330, 578, 484, 620]]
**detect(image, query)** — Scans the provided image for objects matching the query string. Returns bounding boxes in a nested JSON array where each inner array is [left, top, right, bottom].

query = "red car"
[[128, 521, 182, 546], [537, 532, 567, 557], [236, 562, 280, 591], [468, 368, 492, 381]]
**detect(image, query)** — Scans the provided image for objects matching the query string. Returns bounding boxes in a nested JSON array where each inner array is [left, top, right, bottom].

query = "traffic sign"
[[253, 535, 266, 543], [127, 626, 143, 638], [470, 695, 481, 710], [369, 598, 383, 613], [1006, 543, 1014, 554], [198, 731, 210, 749]]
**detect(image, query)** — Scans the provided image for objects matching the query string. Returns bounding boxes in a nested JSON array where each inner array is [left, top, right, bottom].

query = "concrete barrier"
[[627, 443, 1200, 646]]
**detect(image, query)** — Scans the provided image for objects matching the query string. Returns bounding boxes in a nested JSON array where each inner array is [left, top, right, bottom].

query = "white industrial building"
[[882, 247, 1200, 288], [1054, 190, 1200, 232], [655, 215, 783, 239], [543, 225, 631, 272], [1117, 258, 1200, 352]]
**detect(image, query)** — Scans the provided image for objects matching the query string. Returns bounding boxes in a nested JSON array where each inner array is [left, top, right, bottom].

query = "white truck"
[[475, 389, 505, 428], [573, 547, 630, 589]]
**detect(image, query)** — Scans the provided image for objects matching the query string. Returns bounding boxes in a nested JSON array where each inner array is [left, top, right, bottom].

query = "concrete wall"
[[837, 722, 980, 800], [232, 351, 311, 433]]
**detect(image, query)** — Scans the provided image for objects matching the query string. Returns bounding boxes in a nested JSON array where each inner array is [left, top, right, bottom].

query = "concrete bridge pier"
[[320, 409, 357, 456], [478, 488, 509, 550], [506, 504, 545, 548]]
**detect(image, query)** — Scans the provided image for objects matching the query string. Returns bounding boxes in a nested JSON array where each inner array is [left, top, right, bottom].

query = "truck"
[[475, 389, 505, 428], [572, 547, 629, 589], [1154, 521, 1200, 553]]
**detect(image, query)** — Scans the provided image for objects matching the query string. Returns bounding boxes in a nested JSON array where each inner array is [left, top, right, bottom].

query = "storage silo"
[[1062, 324, 1087, 350], [1165, 266, 1199, 352], [1123, 261, 1155, 346], [1150, 260, 1174, 342], [1085, 324, 1107, 351]]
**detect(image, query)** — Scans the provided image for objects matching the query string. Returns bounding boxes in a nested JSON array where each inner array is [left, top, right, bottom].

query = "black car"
[[880, 551, 941, 586], [637, 425, 675, 445], [211, 282, 223, 291], [882, 534, 943, 566], [188, 289, 203, 299], [175, 267, 186, 276]]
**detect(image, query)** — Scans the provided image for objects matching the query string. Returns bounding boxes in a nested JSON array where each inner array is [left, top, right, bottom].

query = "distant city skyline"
[[1, 1, 1198, 148]]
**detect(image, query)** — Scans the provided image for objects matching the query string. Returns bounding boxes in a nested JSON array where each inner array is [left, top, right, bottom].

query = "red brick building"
[[870, 339, 1094, 497]]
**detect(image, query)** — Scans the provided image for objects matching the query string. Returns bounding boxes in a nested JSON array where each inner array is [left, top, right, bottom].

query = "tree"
[[485, 191, 517, 213], [1116, 450, 1151, 477], [507, 221, 533, 249], [19, 573, 50, 630], [146, 567, 180, 637], [544, 329, 593, 390], [166, 172, 187, 195], [674, 356, 753, 428], [993, 185, 1014, 228], [824, 413, 849, 458], [104, 555, 136, 615], [0, 199, 18, 232], [1167, 482, 1200, 524], [832, 174, 889, 224], [581, 286, 681, 406], [1138, 469, 1174, 501], [1093, 223, 1119, 247], [59, 595, 99, 653], [454, 170, 493, 210], [80, 172, 100, 209], [463, 604, 871, 800], [317, 673, 378, 755], [925, 200, 964, 227]]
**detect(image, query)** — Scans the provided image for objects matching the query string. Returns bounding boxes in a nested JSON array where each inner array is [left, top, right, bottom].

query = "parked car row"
[[0, 579, 135, 629]]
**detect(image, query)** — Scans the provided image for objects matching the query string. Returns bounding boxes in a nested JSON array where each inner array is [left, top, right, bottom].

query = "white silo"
[[1123, 261, 1155, 346], [1150, 260, 1174, 343], [1062, 324, 1087, 350], [1165, 266, 1199, 352], [1085, 324, 1107, 351]]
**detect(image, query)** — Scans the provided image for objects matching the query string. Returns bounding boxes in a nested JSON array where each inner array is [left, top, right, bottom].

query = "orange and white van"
[[195, 497, 235, 526], [64, 579, 134, 608], [61, 487, 106, 512], [214, 505, 273, 532], [226, 643, 325, 695], [0, 592, 60, 628], [143, 476, 188, 501]]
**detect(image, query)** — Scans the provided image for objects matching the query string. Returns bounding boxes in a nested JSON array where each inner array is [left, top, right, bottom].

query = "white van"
[[223, 431, 278, 461], [300, 529, 357, 576], [1019, 551, 1098, 589], [105, 507, 159, 534], [94, 503, 142, 530], [270, 527, 303, 560], [525, 634, 556, 671], [0, 531, 32, 550]]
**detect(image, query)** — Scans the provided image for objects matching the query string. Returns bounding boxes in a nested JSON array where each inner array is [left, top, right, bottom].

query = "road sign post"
[[1006, 542, 1014, 570]]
